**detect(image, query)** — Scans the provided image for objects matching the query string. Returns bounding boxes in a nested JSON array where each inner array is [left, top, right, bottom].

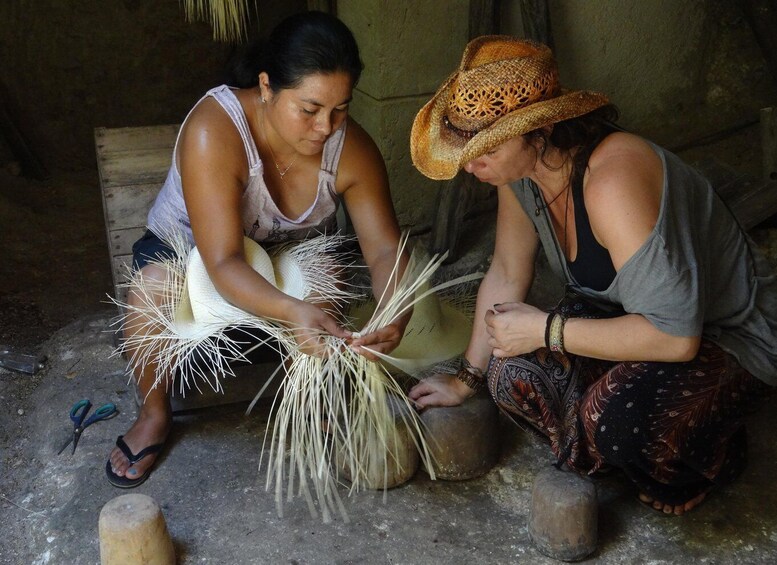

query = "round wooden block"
[[99, 493, 175, 565], [419, 392, 500, 480], [337, 394, 420, 489], [528, 467, 597, 562]]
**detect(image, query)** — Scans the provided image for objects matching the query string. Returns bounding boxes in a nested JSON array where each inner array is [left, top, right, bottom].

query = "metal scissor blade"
[[57, 435, 74, 455]]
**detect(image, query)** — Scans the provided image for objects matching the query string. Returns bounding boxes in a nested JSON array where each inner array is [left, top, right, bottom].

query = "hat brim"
[[411, 78, 610, 180]]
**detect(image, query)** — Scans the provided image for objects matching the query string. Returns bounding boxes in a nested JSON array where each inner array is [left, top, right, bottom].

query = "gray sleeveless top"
[[147, 85, 344, 245], [511, 140, 777, 385]]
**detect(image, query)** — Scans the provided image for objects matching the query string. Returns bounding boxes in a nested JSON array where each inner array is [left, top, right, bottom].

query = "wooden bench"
[[95, 124, 280, 412]]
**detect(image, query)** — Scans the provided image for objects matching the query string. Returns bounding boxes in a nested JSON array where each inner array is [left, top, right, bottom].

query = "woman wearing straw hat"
[[107, 12, 410, 488], [408, 36, 777, 515]]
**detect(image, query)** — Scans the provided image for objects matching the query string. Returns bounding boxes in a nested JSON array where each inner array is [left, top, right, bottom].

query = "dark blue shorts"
[[130, 229, 281, 366], [131, 229, 178, 271]]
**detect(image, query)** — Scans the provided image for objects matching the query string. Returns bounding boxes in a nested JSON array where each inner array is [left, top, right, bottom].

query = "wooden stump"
[[99, 494, 175, 565], [337, 394, 420, 489], [419, 392, 500, 480], [528, 467, 597, 562]]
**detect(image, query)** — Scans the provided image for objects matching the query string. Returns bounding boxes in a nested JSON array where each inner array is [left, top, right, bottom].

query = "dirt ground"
[[0, 167, 114, 350]]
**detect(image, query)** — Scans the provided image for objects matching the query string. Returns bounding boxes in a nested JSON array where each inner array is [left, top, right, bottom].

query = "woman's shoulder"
[[586, 132, 663, 198], [589, 131, 658, 168], [335, 116, 388, 191], [584, 131, 664, 268], [179, 94, 245, 152]]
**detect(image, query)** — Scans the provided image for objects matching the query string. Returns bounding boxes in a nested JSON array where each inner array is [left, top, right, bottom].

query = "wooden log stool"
[[99, 493, 175, 565], [528, 466, 597, 562], [419, 391, 500, 480], [337, 394, 420, 489]]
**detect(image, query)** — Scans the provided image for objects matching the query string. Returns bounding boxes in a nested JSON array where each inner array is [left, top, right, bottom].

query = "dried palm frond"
[[111, 229, 360, 398], [181, 0, 254, 43], [112, 229, 481, 522], [257, 234, 484, 522]]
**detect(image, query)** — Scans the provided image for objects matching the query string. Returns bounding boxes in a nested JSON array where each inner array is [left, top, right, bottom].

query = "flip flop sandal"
[[105, 435, 164, 489]]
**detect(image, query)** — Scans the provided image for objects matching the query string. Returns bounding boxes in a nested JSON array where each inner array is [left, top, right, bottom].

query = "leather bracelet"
[[454, 358, 485, 391], [548, 313, 567, 354]]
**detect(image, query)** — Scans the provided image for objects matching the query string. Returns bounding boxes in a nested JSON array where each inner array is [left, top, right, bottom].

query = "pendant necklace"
[[535, 184, 570, 216], [265, 135, 297, 180], [256, 97, 297, 181]]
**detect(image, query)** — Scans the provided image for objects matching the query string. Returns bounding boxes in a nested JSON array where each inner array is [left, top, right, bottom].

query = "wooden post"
[[307, 0, 335, 13], [519, 0, 554, 48], [99, 494, 175, 565], [741, 0, 777, 85], [428, 0, 500, 261], [762, 107, 777, 182]]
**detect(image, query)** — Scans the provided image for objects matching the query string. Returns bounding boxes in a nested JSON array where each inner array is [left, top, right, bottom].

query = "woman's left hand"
[[485, 302, 546, 357], [349, 321, 405, 361]]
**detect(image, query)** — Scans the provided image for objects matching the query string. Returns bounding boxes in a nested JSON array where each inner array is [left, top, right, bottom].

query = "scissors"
[[57, 399, 118, 455]]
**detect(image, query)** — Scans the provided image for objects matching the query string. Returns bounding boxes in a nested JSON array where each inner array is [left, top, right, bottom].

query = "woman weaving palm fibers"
[[107, 11, 413, 491]]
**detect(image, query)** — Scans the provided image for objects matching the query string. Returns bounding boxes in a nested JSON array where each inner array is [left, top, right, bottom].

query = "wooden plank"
[[695, 158, 777, 231], [111, 254, 134, 302], [97, 149, 172, 188], [110, 226, 147, 257], [726, 178, 777, 231], [94, 124, 179, 155], [102, 182, 160, 230]]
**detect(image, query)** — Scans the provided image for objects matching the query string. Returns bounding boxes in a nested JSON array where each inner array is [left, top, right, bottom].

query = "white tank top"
[[147, 85, 345, 245]]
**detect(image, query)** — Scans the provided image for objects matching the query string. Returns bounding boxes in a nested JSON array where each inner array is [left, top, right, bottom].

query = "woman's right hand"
[[286, 301, 352, 357], [408, 373, 476, 409]]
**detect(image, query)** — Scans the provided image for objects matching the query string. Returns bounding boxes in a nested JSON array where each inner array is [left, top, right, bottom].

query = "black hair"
[[229, 11, 363, 91], [525, 104, 620, 191]]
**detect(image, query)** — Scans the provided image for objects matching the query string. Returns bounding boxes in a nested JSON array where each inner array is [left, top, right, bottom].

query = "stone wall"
[[340, 0, 775, 233]]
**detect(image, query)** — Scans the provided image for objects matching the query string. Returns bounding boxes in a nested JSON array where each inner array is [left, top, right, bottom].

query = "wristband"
[[548, 313, 567, 354], [454, 357, 485, 392]]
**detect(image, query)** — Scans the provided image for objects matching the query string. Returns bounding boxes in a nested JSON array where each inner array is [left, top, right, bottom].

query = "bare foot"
[[108, 405, 170, 480], [638, 492, 707, 516]]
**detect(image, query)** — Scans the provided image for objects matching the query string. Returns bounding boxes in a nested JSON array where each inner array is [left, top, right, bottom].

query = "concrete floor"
[[2, 306, 777, 565]]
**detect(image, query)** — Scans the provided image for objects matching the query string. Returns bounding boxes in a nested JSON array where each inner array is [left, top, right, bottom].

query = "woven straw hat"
[[410, 36, 610, 180]]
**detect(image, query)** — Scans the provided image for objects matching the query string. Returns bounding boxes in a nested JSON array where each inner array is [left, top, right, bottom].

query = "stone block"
[[350, 90, 442, 230], [338, 0, 470, 99]]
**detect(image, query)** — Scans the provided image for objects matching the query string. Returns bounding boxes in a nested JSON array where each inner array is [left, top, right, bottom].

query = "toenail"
[[127, 468, 137, 476]]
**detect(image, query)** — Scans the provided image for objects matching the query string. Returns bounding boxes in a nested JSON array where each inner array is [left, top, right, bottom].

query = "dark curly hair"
[[524, 104, 621, 190]]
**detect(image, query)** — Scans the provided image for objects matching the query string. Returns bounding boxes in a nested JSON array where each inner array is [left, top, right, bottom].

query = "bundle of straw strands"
[[112, 230, 481, 522]]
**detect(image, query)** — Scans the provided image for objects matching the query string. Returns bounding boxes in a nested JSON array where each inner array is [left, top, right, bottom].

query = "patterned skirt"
[[486, 293, 770, 505]]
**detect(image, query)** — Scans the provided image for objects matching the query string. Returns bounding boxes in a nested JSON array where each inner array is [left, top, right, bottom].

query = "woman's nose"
[[315, 113, 333, 135]]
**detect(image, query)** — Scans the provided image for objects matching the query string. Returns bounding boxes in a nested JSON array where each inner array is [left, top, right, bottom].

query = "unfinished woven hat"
[[410, 35, 610, 180]]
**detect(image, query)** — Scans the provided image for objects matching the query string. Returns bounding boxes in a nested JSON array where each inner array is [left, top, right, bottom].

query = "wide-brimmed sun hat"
[[410, 36, 610, 180]]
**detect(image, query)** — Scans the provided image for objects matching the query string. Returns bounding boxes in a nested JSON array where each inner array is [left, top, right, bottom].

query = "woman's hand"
[[286, 301, 352, 357], [349, 321, 405, 361], [485, 302, 546, 357], [408, 373, 475, 409]]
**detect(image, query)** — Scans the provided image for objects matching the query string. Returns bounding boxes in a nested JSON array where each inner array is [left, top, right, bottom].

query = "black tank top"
[[567, 149, 617, 291]]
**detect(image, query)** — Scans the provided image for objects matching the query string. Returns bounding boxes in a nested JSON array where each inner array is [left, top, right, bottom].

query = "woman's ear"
[[258, 72, 271, 101]]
